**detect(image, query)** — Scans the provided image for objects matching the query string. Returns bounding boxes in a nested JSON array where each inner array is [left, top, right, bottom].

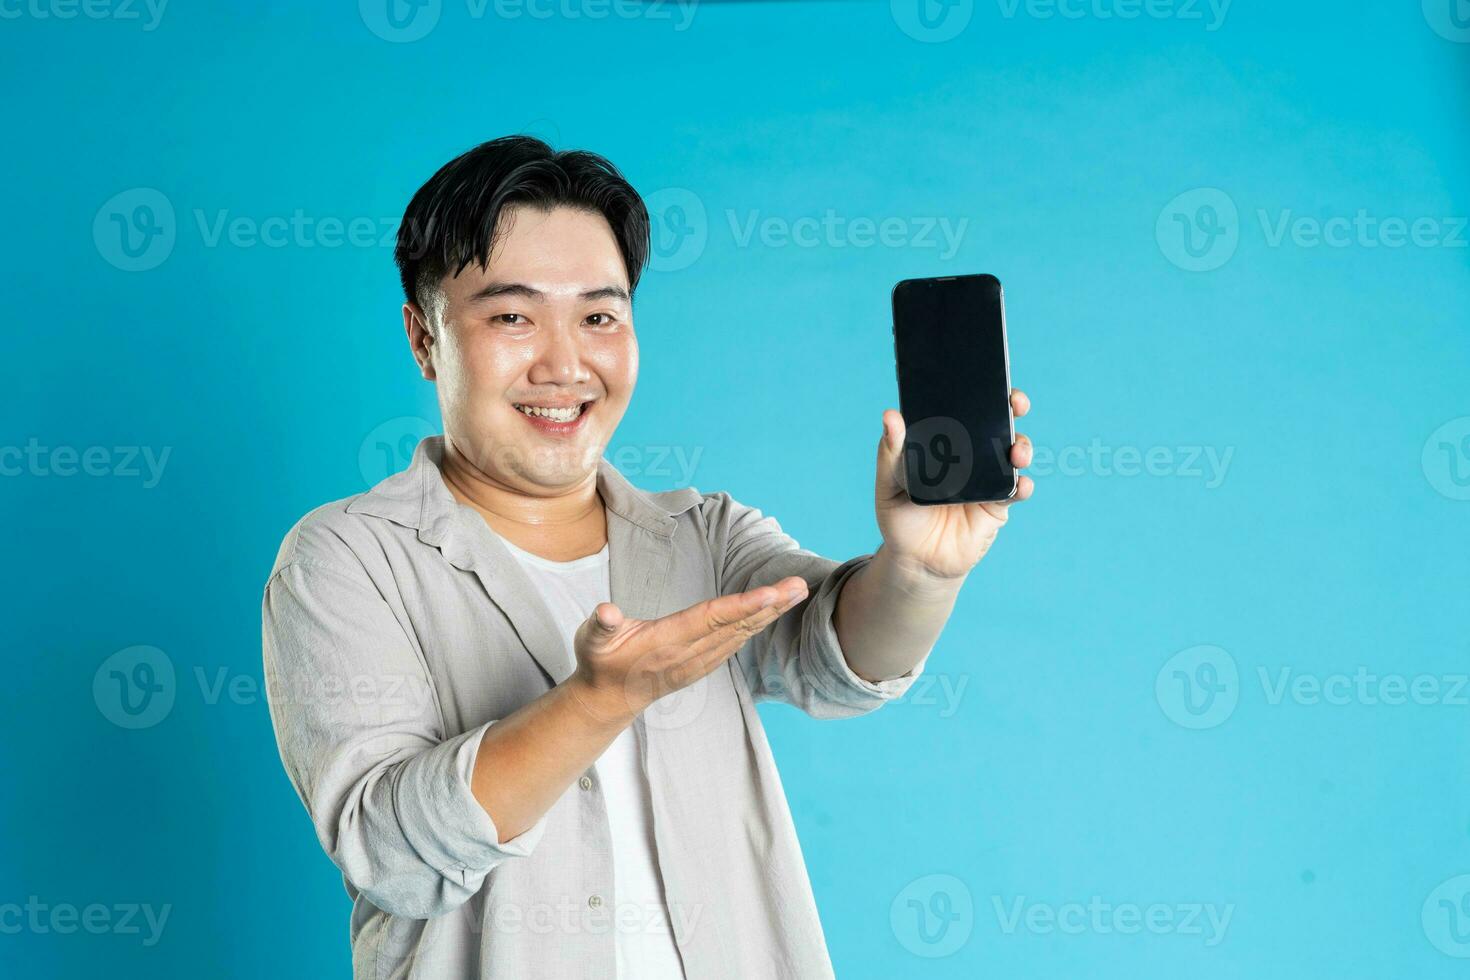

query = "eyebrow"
[[467, 282, 631, 304]]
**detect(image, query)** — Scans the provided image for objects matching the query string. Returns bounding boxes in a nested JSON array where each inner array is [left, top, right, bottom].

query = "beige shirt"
[[261, 436, 926, 979]]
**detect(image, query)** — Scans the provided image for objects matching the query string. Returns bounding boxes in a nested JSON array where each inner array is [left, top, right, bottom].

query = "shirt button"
[[578, 776, 593, 791], [588, 895, 603, 909]]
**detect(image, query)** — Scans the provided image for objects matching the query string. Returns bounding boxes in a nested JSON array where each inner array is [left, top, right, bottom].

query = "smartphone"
[[891, 273, 1016, 504]]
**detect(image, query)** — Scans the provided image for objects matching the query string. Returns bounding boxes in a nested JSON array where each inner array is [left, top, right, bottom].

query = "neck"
[[438, 438, 605, 543]]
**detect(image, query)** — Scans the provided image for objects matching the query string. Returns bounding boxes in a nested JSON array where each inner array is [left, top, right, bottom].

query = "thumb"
[[877, 408, 908, 498], [578, 602, 625, 652]]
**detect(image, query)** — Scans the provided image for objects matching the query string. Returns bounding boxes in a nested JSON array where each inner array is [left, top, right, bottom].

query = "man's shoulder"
[[601, 465, 742, 533], [265, 491, 399, 585], [658, 482, 742, 514], [687, 487, 776, 530], [664, 485, 757, 534]]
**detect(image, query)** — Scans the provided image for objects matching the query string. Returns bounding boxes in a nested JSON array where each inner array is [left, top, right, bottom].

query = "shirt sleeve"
[[261, 556, 548, 919], [702, 491, 929, 719]]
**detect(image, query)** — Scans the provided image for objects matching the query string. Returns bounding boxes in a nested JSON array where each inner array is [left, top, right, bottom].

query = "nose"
[[527, 320, 591, 387]]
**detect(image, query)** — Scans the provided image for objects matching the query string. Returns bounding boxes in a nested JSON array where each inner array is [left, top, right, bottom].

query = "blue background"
[[3, 0, 1469, 976]]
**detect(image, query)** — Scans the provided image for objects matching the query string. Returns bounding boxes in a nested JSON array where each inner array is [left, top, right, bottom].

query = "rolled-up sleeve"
[[703, 491, 928, 719], [262, 557, 546, 919]]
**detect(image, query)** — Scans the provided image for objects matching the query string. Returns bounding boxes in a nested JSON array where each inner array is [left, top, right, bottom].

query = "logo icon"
[[360, 0, 441, 42], [638, 671, 710, 732], [891, 873, 974, 957], [644, 188, 708, 273], [891, 0, 973, 42], [1156, 188, 1239, 272], [360, 416, 437, 486], [1423, 874, 1470, 957], [1424, 0, 1470, 42], [1156, 644, 1238, 729], [1422, 417, 1470, 501], [94, 188, 176, 272], [903, 415, 974, 500], [93, 645, 176, 729]]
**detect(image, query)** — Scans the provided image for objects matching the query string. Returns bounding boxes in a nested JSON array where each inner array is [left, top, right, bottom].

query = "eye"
[[585, 312, 619, 327], [492, 313, 526, 325]]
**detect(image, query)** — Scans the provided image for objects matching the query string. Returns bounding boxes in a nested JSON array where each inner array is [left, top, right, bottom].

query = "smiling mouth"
[[512, 400, 593, 424]]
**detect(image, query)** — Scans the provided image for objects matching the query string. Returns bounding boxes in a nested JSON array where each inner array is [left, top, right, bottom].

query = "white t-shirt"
[[497, 536, 687, 980]]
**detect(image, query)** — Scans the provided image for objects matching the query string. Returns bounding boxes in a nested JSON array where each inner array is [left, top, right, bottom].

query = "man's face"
[[407, 204, 637, 493]]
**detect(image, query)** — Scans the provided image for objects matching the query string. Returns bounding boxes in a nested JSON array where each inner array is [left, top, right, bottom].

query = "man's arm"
[[703, 490, 931, 717], [695, 396, 1033, 718], [831, 399, 1036, 681], [263, 555, 528, 919], [470, 580, 807, 841], [831, 543, 965, 683], [264, 535, 807, 918]]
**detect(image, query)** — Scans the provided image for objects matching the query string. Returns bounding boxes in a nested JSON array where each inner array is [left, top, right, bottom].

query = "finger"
[[696, 576, 808, 639], [1004, 474, 1035, 504], [878, 409, 908, 498], [701, 577, 808, 648], [683, 606, 784, 672], [638, 577, 813, 697], [666, 580, 801, 642], [652, 601, 789, 690], [695, 588, 801, 657], [701, 587, 781, 629], [592, 601, 623, 632], [973, 474, 1035, 521], [656, 577, 809, 663], [1009, 433, 1033, 469], [766, 575, 811, 606], [576, 601, 626, 652], [1010, 388, 1031, 419]]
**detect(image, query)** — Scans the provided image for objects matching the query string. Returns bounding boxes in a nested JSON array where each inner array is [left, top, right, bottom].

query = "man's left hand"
[[874, 388, 1034, 585]]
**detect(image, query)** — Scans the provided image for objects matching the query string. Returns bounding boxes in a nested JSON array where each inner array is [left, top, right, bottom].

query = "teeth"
[[515, 403, 584, 422]]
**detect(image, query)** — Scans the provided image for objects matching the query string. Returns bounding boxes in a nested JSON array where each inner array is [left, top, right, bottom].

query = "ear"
[[403, 302, 437, 381]]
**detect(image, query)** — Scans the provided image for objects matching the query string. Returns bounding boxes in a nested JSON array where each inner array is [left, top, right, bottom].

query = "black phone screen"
[[891, 274, 1015, 504]]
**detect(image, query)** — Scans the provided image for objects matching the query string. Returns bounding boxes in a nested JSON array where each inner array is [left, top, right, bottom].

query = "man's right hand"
[[568, 577, 812, 724], [470, 575, 812, 842]]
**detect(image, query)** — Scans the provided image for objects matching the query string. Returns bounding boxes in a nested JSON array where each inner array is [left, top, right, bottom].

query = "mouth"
[[512, 399, 595, 434]]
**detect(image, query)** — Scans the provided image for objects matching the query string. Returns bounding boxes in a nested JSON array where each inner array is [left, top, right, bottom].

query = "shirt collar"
[[345, 435, 702, 550]]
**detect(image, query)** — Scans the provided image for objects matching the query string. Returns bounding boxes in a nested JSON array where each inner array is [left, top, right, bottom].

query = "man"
[[261, 135, 1034, 979]]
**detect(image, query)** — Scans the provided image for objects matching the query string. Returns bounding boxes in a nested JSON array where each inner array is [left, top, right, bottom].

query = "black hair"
[[394, 135, 650, 311]]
